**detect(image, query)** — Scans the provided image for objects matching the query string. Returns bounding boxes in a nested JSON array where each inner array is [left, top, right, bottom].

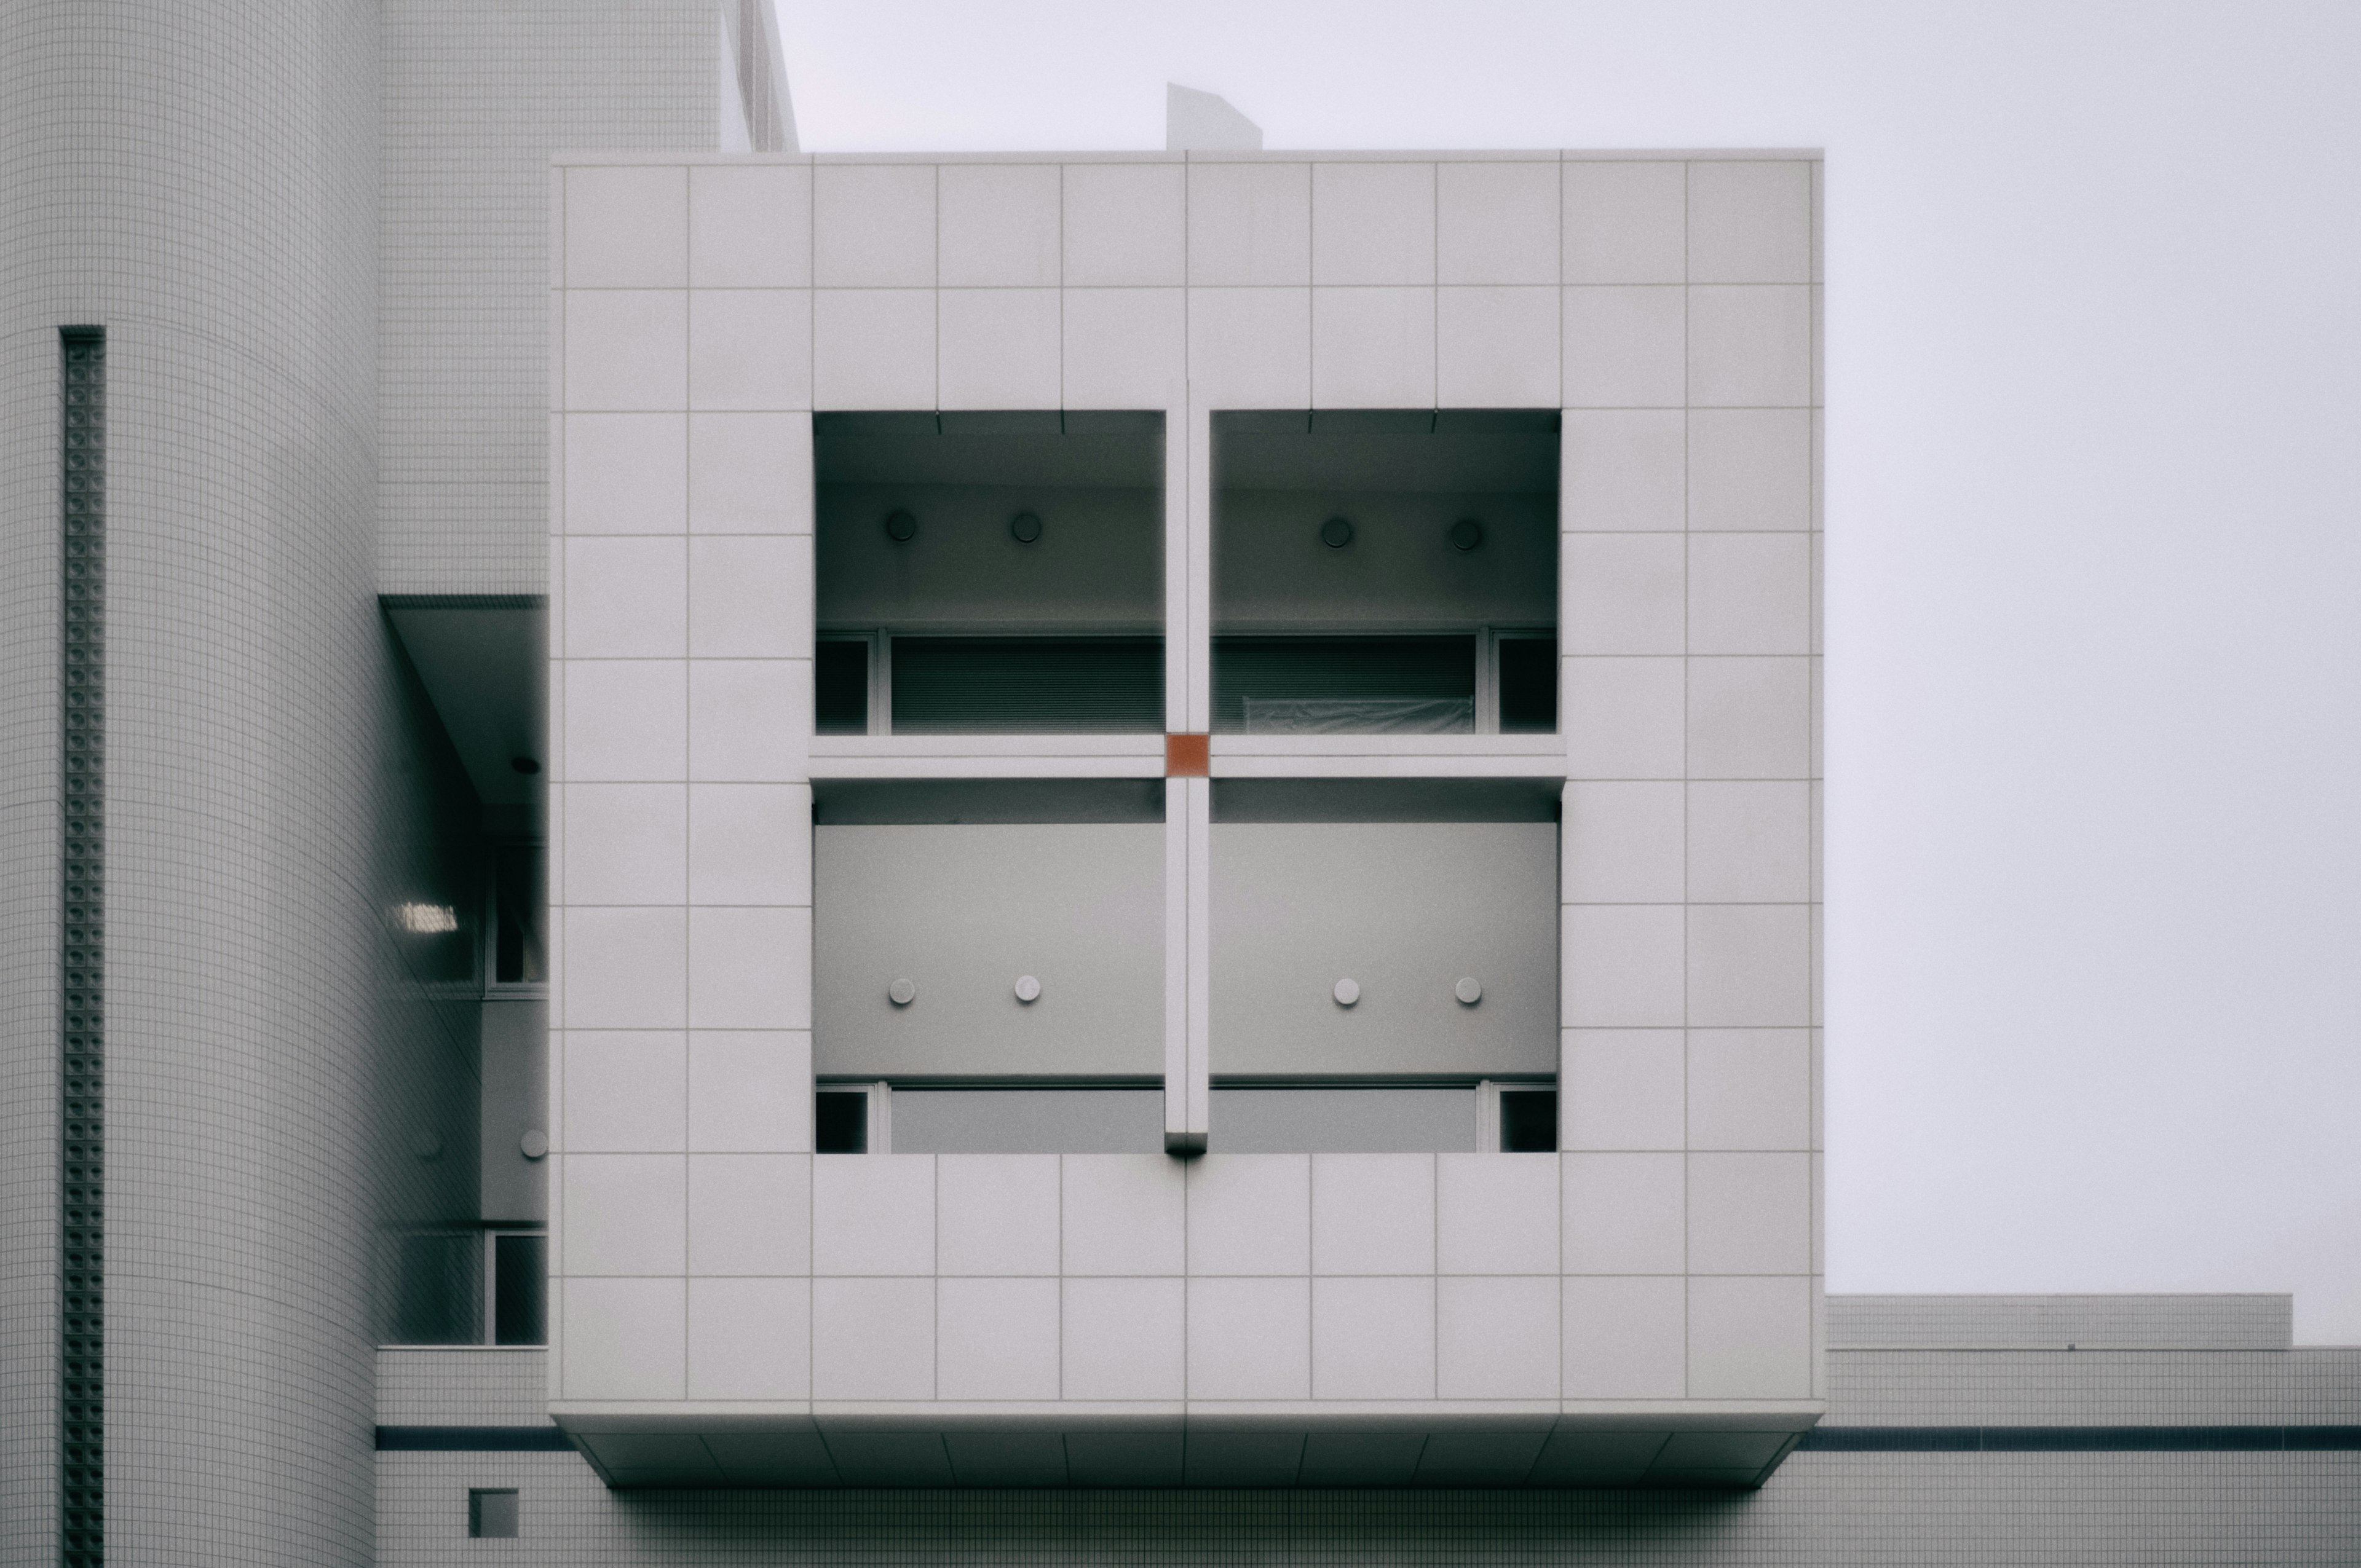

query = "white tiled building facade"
[[546, 151, 1824, 1486]]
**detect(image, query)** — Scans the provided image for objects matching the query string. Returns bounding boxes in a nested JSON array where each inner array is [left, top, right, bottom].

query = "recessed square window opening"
[[1211, 410, 1559, 735], [468, 1488, 519, 1538], [815, 411, 1164, 735]]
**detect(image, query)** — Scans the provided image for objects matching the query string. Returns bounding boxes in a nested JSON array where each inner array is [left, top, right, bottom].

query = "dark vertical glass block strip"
[[1500, 1090, 1559, 1153], [1496, 636, 1558, 733], [492, 1233, 547, 1345], [57, 325, 105, 1568], [815, 1091, 869, 1154], [814, 638, 869, 733]]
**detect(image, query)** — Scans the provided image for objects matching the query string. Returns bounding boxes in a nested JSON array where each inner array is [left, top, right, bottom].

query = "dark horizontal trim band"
[[380, 594, 547, 611], [377, 1426, 575, 1452], [1803, 1425, 2361, 1453]]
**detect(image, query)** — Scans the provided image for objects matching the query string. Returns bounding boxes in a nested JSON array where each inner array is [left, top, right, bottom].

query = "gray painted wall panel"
[[1212, 823, 1558, 1076], [815, 824, 1164, 1078]]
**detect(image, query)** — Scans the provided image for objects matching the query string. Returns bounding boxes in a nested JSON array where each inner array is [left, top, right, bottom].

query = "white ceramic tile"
[[690, 412, 812, 535], [1687, 658, 1810, 779], [1311, 163, 1435, 285], [1562, 287, 1684, 408], [937, 1277, 1060, 1399], [1063, 163, 1185, 286], [1311, 287, 1434, 408], [1688, 1030, 1811, 1151], [812, 1276, 934, 1398], [1560, 1276, 1685, 1398], [1562, 781, 1683, 904], [813, 164, 935, 288], [1062, 1277, 1185, 1400], [1686, 782, 1809, 904], [1561, 657, 1684, 780], [1187, 288, 1310, 409], [1562, 904, 1684, 1030], [687, 535, 807, 659], [690, 163, 812, 289], [1687, 904, 1811, 1028], [566, 537, 686, 658], [563, 660, 684, 782], [1562, 533, 1683, 656], [1436, 287, 1559, 409], [1310, 1277, 1434, 1399], [938, 288, 1061, 409], [1688, 409, 1811, 532], [1438, 163, 1558, 286], [1687, 162, 1813, 285], [937, 1154, 1060, 1277], [1436, 1277, 1558, 1399], [562, 907, 686, 1030], [563, 1152, 686, 1274], [564, 413, 687, 535], [687, 659, 812, 782], [567, 166, 687, 289], [1187, 162, 1311, 285], [1562, 162, 1685, 285], [938, 164, 1061, 287], [1310, 1153, 1434, 1275], [1561, 1152, 1685, 1274], [813, 1154, 935, 1275], [1187, 1278, 1311, 1400], [1560, 1031, 1683, 1152], [688, 782, 812, 906], [564, 291, 688, 411], [812, 290, 934, 411], [563, 782, 686, 905], [689, 1030, 811, 1152], [1188, 1155, 1310, 1276], [562, 1277, 685, 1399], [687, 905, 810, 1030], [687, 1277, 809, 1398], [1437, 1154, 1559, 1274], [1062, 288, 1184, 409], [1688, 1275, 1812, 1398], [1688, 534, 1810, 656], [1562, 410, 1683, 532], [1688, 286, 1811, 408], [1062, 1155, 1185, 1275], [1688, 1152, 1811, 1274], [688, 1152, 812, 1274], [689, 290, 810, 411], [563, 1030, 686, 1152]]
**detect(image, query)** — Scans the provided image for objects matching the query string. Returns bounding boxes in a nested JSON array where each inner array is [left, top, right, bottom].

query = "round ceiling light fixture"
[[1449, 518, 1485, 552], [1010, 511, 1043, 544], [884, 507, 918, 543], [1320, 516, 1355, 549], [510, 755, 541, 775]]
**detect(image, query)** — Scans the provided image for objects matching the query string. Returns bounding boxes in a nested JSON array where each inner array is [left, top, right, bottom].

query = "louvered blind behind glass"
[[1212, 635, 1477, 733], [890, 636, 1164, 733]]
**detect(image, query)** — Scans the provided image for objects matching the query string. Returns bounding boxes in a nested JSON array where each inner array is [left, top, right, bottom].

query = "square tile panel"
[[812, 1277, 935, 1400], [1436, 1277, 1559, 1400], [937, 1154, 1061, 1277], [1436, 1154, 1560, 1274], [1187, 1277, 1311, 1400], [1310, 1276, 1435, 1399], [1310, 1153, 1435, 1275], [937, 1277, 1061, 1400], [1062, 1277, 1185, 1400]]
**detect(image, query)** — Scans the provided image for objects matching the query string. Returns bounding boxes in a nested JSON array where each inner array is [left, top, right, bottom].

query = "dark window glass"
[[492, 1232, 546, 1345], [890, 636, 1163, 733], [492, 843, 545, 985], [390, 1229, 480, 1345], [1497, 637, 1557, 733], [1212, 636, 1477, 733], [815, 639, 868, 734], [469, 1489, 520, 1538], [1500, 1090, 1558, 1153], [815, 1091, 868, 1154]]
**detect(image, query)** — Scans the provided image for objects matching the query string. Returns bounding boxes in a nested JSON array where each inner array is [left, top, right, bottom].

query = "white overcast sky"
[[773, 1, 2361, 1341]]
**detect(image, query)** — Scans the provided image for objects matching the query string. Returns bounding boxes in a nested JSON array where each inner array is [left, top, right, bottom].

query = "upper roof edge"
[[547, 147, 1825, 168]]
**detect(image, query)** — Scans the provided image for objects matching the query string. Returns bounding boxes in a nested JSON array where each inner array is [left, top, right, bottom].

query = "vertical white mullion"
[[1474, 626, 1498, 734], [1162, 778, 1193, 1152], [1185, 400, 1214, 733], [1184, 774, 1212, 1143]]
